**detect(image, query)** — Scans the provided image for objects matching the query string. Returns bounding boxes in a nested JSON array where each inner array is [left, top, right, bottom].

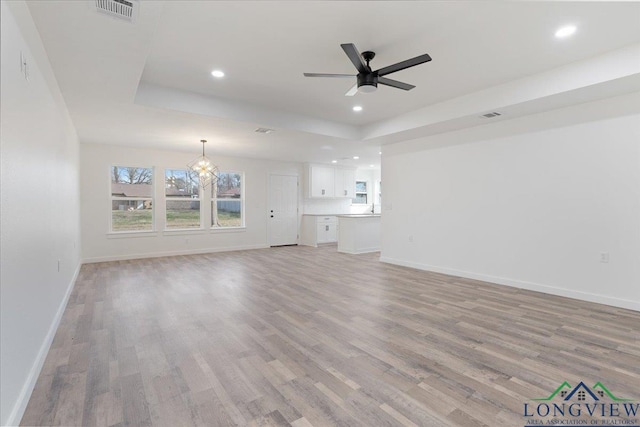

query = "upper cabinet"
[[307, 164, 335, 198], [334, 168, 356, 198], [304, 164, 356, 199]]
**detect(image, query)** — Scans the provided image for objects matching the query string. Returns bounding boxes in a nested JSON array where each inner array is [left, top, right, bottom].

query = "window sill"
[[107, 231, 158, 239], [210, 226, 246, 233], [162, 228, 205, 236]]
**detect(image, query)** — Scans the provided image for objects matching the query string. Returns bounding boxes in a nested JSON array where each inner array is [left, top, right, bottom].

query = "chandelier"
[[187, 139, 219, 189]]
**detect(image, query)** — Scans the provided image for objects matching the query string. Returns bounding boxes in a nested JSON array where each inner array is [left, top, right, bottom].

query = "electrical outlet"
[[408, 235, 414, 243], [57, 259, 61, 272], [600, 252, 609, 263], [185, 238, 189, 245]]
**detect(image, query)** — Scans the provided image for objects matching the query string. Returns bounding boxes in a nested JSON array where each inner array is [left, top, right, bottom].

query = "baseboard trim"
[[5, 263, 81, 427], [82, 244, 270, 264], [338, 247, 380, 255], [379, 256, 640, 312]]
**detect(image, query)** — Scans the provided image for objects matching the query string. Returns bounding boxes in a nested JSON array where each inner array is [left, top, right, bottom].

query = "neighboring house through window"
[[110, 166, 153, 232]]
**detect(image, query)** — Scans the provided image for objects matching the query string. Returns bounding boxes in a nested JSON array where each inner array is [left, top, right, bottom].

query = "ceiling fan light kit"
[[304, 43, 431, 96]]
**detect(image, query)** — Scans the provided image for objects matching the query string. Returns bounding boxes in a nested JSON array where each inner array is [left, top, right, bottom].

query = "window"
[[111, 166, 153, 232], [165, 169, 200, 229], [353, 181, 367, 204], [212, 172, 243, 228]]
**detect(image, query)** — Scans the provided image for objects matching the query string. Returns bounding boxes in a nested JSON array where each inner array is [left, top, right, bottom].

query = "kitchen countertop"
[[303, 214, 380, 217]]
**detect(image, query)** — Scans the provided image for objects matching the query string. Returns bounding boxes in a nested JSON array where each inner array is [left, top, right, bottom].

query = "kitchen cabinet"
[[300, 215, 338, 246], [317, 220, 337, 243], [304, 164, 356, 199], [307, 164, 335, 198], [334, 168, 356, 198]]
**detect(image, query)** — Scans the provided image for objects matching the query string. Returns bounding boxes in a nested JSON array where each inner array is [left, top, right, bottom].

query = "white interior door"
[[268, 174, 298, 246]]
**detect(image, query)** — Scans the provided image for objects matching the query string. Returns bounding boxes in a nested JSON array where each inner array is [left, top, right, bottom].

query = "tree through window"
[[165, 169, 200, 229], [212, 172, 243, 227]]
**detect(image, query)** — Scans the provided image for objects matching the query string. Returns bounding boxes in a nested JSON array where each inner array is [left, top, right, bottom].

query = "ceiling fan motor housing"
[[357, 73, 378, 93]]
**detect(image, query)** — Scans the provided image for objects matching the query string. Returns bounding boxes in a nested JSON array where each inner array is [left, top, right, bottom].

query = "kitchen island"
[[337, 214, 381, 254]]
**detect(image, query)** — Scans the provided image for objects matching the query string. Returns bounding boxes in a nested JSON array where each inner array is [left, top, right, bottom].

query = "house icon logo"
[[523, 381, 638, 425], [532, 381, 633, 402]]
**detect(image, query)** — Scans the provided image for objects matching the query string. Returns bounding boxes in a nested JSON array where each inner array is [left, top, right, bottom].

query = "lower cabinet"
[[301, 215, 338, 246], [317, 221, 337, 244]]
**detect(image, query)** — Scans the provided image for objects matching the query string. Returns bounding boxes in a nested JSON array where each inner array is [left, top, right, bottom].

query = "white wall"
[[81, 144, 303, 262], [0, 2, 82, 425], [381, 93, 640, 311]]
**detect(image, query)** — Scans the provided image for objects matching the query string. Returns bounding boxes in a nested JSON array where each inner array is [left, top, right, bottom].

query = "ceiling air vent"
[[481, 112, 502, 119], [96, 0, 138, 23], [255, 128, 275, 134]]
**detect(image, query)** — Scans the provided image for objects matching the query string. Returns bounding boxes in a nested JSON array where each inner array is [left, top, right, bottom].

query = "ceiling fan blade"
[[341, 43, 369, 74], [303, 73, 355, 78], [375, 53, 432, 77], [345, 83, 358, 96], [378, 77, 415, 91]]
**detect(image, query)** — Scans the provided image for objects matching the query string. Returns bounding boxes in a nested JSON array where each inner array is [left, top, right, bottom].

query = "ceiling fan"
[[304, 43, 432, 96]]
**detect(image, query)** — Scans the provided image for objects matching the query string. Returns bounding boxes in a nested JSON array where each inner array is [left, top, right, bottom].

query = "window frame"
[[109, 165, 155, 234], [211, 171, 245, 230], [352, 180, 368, 205]]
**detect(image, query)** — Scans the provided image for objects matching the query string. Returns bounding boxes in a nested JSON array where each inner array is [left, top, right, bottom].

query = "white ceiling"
[[26, 1, 640, 168]]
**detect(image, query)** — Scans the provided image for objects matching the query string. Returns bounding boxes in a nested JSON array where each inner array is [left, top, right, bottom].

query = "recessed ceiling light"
[[555, 25, 577, 38], [331, 160, 337, 164], [369, 164, 375, 167], [378, 151, 382, 155], [353, 156, 359, 160], [352, 106, 363, 112], [211, 70, 225, 78]]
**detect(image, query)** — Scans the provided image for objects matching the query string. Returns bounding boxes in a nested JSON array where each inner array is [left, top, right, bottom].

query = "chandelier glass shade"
[[188, 139, 219, 189]]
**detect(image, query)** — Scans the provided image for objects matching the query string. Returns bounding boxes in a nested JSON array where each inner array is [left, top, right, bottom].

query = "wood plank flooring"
[[21, 246, 640, 426]]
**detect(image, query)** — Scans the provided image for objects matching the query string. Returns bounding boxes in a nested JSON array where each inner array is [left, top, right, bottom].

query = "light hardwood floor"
[[21, 245, 640, 426]]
